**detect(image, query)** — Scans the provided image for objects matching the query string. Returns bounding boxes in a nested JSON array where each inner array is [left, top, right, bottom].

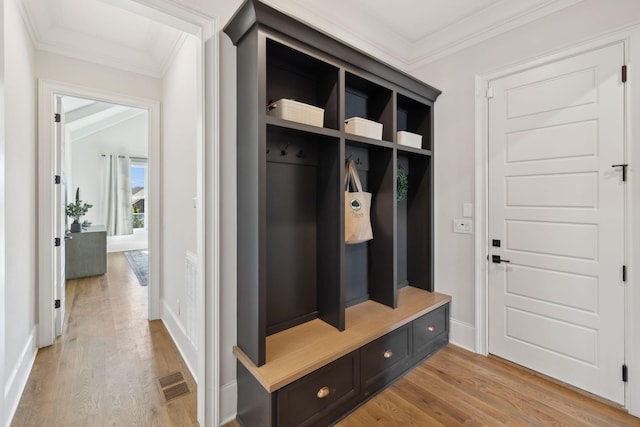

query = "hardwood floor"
[[337, 345, 640, 426], [11, 252, 197, 427], [224, 344, 640, 427]]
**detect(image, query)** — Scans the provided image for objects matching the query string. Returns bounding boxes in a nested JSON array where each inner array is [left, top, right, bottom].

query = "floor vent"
[[163, 381, 190, 402], [158, 371, 190, 402], [158, 371, 184, 388]]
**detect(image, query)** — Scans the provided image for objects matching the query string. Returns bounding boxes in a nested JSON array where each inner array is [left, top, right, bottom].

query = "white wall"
[[70, 113, 148, 225], [0, 0, 6, 423], [160, 34, 199, 372], [218, 33, 237, 423], [37, 51, 161, 102], [4, 0, 37, 424]]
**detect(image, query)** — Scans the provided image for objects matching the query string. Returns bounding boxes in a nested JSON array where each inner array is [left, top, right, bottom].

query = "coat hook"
[[296, 150, 306, 159], [280, 143, 289, 156], [266, 148, 270, 154], [355, 157, 362, 166]]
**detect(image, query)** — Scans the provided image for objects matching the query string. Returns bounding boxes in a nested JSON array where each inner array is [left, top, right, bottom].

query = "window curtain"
[[102, 154, 133, 236]]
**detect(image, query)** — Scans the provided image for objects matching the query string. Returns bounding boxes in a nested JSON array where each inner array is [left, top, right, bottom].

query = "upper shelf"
[[223, 0, 441, 103]]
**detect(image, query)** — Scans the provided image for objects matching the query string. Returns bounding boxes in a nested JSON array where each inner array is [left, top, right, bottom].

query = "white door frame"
[[474, 27, 640, 415], [38, 80, 162, 337], [37, 2, 220, 426]]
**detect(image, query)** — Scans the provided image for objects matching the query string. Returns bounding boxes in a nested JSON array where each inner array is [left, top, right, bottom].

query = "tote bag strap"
[[344, 160, 352, 190], [348, 160, 364, 192]]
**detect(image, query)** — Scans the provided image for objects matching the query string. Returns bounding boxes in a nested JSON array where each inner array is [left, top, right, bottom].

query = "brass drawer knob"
[[383, 350, 393, 359], [317, 386, 331, 399], [427, 325, 436, 332]]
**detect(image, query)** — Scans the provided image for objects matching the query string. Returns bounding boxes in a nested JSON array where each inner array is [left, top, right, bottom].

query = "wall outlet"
[[453, 219, 472, 234]]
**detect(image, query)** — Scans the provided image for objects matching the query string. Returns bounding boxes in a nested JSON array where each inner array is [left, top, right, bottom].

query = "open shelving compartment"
[[344, 140, 395, 309], [397, 92, 432, 151], [265, 125, 342, 336], [267, 39, 339, 130], [396, 150, 432, 292], [345, 72, 394, 141]]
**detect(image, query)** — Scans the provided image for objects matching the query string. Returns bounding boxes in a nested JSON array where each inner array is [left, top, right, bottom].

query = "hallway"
[[11, 252, 197, 426]]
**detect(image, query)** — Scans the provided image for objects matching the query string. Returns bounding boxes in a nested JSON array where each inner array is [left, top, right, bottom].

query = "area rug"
[[124, 250, 148, 286]]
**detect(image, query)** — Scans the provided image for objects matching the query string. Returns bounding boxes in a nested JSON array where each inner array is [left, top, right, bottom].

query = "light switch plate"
[[453, 219, 472, 234], [463, 203, 473, 218]]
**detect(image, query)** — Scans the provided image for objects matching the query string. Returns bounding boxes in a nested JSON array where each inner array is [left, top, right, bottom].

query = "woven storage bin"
[[345, 117, 383, 140], [397, 131, 422, 149], [267, 99, 324, 128]]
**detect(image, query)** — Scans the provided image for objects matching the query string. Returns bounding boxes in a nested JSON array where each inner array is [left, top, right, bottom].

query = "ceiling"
[[61, 96, 146, 142], [18, 0, 583, 76]]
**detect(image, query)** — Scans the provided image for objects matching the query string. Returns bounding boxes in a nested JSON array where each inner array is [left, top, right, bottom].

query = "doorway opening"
[[35, 0, 218, 423]]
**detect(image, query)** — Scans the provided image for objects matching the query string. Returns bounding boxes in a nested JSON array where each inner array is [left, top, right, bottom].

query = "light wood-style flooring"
[[11, 252, 197, 427], [225, 344, 640, 427], [337, 344, 640, 426]]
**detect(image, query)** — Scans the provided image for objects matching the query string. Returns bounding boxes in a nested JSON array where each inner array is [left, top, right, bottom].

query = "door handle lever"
[[492, 255, 510, 264], [612, 164, 628, 182]]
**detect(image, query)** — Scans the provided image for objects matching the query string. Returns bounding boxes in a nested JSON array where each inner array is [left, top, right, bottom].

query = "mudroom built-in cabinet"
[[225, 1, 451, 425]]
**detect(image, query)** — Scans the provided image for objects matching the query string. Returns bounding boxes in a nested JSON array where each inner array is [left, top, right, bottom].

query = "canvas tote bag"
[[344, 160, 373, 244]]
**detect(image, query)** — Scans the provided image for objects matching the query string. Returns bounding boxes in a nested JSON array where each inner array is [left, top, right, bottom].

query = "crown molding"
[[407, 0, 584, 70], [17, 0, 190, 78]]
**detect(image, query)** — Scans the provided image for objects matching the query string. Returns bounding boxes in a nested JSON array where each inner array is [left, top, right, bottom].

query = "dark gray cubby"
[[397, 93, 432, 150], [225, 0, 440, 368], [267, 39, 339, 129], [345, 73, 394, 141], [265, 126, 341, 336], [344, 142, 394, 309]]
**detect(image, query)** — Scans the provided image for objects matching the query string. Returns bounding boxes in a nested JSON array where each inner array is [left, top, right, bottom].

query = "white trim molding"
[[220, 380, 237, 425], [161, 300, 197, 378], [475, 24, 640, 416], [3, 327, 37, 427], [449, 319, 476, 352]]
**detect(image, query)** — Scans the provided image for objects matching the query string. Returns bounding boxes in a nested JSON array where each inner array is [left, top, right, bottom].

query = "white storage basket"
[[267, 99, 324, 128], [345, 117, 383, 140], [397, 131, 422, 149]]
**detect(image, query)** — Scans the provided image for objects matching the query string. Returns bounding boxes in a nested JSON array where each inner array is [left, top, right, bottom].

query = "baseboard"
[[220, 380, 237, 425], [161, 300, 197, 382], [4, 327, 38, 427], [449, 319, 476, 352]]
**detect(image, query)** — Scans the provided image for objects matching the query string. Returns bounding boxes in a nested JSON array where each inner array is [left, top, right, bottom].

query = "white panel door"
[[488, 43, 625, 403], [54, 96, 66, 337]]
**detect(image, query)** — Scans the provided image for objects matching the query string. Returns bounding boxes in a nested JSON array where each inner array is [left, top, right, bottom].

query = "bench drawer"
[[413, 304, 449, 357], [276, 351, 360, 427], [361, 324, 411, 394]]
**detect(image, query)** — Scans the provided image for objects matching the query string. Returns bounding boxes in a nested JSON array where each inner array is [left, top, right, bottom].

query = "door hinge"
[[54, 299, 61, 309], [486, 87, 495, 99], [622, 65, 628, 83], [623, 364, 628, 382], [54, 237, 61, 247], [54, 113, 61, 123], [54, 175, 61, 184], [623, 265, 627, 282]]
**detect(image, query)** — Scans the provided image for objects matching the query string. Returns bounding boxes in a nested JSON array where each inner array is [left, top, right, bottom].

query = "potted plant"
[[66, 188, 93, 232]]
